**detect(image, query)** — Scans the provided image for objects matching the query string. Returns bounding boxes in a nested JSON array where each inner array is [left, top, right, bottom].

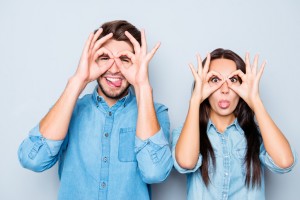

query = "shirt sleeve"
[[134, 104, 173, 184], [259, 143, 298, 174], [18, 124, 64, 172], [172, 125, 202, 174]]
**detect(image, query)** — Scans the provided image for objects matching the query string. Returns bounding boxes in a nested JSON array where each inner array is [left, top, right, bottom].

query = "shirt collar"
[[92, 86, 134, 109], [207, 118, 244, 135]]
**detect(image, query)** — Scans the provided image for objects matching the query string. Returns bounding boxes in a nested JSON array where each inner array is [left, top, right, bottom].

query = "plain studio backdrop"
[[1, 0, 299, 199]]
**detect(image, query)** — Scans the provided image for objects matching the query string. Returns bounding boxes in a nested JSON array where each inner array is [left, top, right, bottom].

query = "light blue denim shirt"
[[172, 119, 297, 200], [18, 87, 173, 200]]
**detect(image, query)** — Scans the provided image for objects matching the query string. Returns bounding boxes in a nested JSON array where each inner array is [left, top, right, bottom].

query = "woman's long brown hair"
[[198, 48, 262, 188]]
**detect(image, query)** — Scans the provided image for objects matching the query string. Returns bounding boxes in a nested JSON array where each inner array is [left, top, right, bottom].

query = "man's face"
[[96, 39, 133, 103]]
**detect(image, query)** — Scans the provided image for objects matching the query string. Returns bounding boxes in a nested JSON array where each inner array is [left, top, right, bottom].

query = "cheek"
[[231, 93, 240, 107], [208, 93, 218, 106]]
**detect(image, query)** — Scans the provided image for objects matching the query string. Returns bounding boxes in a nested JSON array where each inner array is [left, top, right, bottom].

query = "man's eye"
[[229, 77, 238, 83], [121, 58, 130, 63], [120, 57, 130, 63], [100, 56, 109, 60]]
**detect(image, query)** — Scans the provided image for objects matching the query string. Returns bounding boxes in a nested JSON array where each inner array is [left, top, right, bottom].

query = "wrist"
[[68, 76, 88, 93], [251, 97, 264, 113]]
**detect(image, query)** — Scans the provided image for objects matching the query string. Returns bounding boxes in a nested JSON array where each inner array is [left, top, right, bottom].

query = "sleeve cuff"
[[29, 124, 64, 156], [135, 128, 168, 152], [260, 144, 298, 174], [172, 148, 202, 174]]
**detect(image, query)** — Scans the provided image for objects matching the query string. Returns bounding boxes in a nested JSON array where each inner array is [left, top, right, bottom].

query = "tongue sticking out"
[[218, 100, 230, 109], [107, 78, 122, 87]]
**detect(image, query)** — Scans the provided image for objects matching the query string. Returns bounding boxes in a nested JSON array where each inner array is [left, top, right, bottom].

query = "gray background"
[[1, 0, 299, 199]]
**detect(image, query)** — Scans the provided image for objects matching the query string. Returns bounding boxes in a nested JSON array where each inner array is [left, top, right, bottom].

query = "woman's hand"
[[227, 53, 266, 110], [189, 53, 224, 104]]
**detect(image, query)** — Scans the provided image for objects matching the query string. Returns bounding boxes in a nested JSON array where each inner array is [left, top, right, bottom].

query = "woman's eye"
[[211, 77, 220, 83], [229, 77, 238, 83]]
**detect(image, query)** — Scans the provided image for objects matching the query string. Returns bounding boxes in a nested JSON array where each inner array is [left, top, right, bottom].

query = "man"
[[18, 20, 173, 200]]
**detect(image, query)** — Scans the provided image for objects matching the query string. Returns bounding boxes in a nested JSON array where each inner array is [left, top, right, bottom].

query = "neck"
[[97, 89, 128, 108], [210, 113, 235, 133]]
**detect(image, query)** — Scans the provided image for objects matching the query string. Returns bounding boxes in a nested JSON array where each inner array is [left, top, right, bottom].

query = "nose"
[[108, 59, 120, 73], [220, 81, 229, 94]]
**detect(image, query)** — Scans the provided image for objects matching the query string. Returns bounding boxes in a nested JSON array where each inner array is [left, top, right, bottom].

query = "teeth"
[[106, 77, 121, 82]]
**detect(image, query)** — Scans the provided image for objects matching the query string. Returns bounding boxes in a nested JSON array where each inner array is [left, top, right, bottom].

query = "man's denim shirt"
[[172, 119, 297, 200], [18, 87, 173, 200]]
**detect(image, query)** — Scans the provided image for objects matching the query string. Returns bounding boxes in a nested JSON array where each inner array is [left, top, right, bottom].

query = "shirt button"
[[97, 96, 101, 101], [225, 172, 228, 176], [101, 182, 106, 188], [104, 133, 109, 137], [103, 157, 108, 162], [108, 111, 112, 116]]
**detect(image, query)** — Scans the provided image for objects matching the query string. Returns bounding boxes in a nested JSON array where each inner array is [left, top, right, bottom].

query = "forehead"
[[102, 39, 133, 54], [209, 58, 237, 76]]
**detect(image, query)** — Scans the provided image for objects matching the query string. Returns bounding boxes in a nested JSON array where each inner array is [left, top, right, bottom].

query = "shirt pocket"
[[118, 127, 137, 162], [235, 147, 247, 176]]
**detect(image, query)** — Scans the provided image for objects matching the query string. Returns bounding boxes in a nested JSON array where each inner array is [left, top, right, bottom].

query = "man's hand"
[[74, 28, 114, 85], [114, 29, 160, 89]]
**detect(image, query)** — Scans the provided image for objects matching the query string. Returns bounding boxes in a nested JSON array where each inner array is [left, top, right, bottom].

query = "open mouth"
[[218, 100, 230, 109], [105, 77, 122, 87]]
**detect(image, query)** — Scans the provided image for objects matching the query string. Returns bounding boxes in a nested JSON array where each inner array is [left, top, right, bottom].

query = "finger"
[[146, 42, 160, 61], [115, 57, 129, 75], [82, 33, 94, 57], [210, 79, 225, 92], [90, 28, 103, 51], [91, 33, 113, 54], [196, 53, 203, 75], [206, 70, 223, 82], [228, 69, 246, 82], [203, 53, 211, 74], [245, 52, 251, 74], [257, 60, 266, 80], [189, 63, 199, 80], [102, 59, 114, 71], [253, 54, 259, 75], [116, 50, 135, 61], [141, 29, 147, 53], [93, 47, 114, 62], [125, 31, 141, 54], [227, 78, 241, 95]]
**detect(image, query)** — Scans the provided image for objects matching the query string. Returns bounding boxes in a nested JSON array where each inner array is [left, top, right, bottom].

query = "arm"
[[175, 54, 224, 169], [40, 29, 114, 140], [116, 30, 172, 183], [18, 29, 114, 170], [228, 53, 294, 168]]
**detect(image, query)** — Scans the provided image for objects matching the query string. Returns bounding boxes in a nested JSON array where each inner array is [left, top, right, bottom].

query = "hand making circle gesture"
[[74, 28, 114, 84], [114, 30, 160, 88], [227, 53, 266, 110], [189, 53, 225, 104]]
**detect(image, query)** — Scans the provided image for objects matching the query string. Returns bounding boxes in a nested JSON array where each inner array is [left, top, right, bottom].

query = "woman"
[[172, 48, 297, 199]]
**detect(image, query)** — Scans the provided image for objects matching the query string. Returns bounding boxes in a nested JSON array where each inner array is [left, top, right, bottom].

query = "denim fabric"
[[172, 119, 297, 200], [18, 87, 173, 200]]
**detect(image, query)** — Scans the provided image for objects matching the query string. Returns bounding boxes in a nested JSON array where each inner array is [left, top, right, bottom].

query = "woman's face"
[[208, 58, 240, 119]]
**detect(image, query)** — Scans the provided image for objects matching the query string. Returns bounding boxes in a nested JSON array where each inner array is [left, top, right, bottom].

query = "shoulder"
[[73, 93, 94, 113]]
